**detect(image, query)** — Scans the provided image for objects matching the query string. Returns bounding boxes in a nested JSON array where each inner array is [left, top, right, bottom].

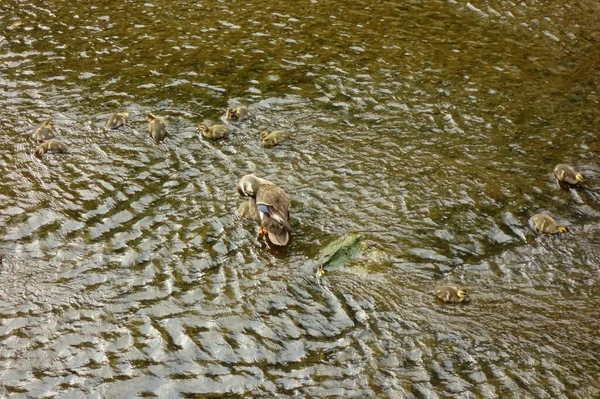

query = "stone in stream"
[[318, 233, 365, 272]]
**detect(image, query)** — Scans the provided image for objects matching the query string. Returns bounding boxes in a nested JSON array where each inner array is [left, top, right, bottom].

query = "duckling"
[[105, 112, 129, 129], [34, 139, 67, 157], [146, 112, 167, 143], [530, 214, 568, 234], [237, 174, 292, 246], [434, 286, 469, 303], [260, 130, 290, 147], [197, 123, 230, 139], [33, 120, 55, 142], [238, 198, 260, 223], [226, 105, 253, 122], [553, 164, 584, 185]]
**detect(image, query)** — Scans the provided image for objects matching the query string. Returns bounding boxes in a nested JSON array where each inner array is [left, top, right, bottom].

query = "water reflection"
[[0, 0, 599, 397]]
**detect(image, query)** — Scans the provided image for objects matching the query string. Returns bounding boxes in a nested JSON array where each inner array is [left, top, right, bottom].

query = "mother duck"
[[237, 174, 292, 246]]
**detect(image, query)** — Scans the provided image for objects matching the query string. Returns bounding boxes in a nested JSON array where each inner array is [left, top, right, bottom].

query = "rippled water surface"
[[1, 0, 599, 397]]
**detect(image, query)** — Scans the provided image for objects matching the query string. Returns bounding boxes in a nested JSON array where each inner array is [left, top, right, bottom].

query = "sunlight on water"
[[0, 0, 599, 397]]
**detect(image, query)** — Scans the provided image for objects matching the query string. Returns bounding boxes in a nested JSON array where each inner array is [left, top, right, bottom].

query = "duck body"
[[530, 214, 568, 234], [553, 164, 584, 185], [146, 112, 167, 143], [33, 120, 55, 142], [35, 139, 67, 157], [226, 106, 253, 122], [260, 130, 290, 147], [434, 286, 469, 303], [198, 123, 230, 139], [237, 174, 292, 246], [105, 112, 129, 129], [238, 197, 260, 223], [256, 184, 292, 246]]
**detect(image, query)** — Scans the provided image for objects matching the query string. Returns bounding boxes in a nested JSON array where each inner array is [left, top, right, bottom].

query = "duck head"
[[237, 174, 272, 198]]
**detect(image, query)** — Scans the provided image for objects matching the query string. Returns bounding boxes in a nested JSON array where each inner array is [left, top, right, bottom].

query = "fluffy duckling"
[[197, 123, 230, 139], [530, 214, 568, 234], [34, 139, 67, 157], [260, 130, 290, 147], [553, 164, 584, 185], [33, 120, 55, 142], [434, 286, 469, 303], [237, 174, 292, 246], [105, 112, 129, 129], [146, 112, 167, 143], [226, 106, 253, 122]]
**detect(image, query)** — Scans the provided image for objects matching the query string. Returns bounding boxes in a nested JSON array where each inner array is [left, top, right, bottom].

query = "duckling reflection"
[[434, 286, 469, 303], [530, 214, 568, 234], [146, 112, 167, 143], [33, 120, 55, 142], [260, 130, 290, 147], [35, 139, 67, 157], [197, 123, 230, 139], [553, 164, 584, 186], [105, 112, 129, 129], [225, 105, 253, 122]]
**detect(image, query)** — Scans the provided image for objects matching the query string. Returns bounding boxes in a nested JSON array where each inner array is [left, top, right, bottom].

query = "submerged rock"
[[318, 233, 364, 271]]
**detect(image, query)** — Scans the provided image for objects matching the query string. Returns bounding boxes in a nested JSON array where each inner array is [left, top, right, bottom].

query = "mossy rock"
[[318, 233, 364, 271]]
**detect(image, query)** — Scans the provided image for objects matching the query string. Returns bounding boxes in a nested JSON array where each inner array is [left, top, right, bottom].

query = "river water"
[[0, 0, 599, 397]]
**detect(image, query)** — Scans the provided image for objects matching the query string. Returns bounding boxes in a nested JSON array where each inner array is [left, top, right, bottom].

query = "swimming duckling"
[[530, 214, 568, 234], [434, 286, 469, 303], [197, 123, 230, 139], [146, 112, 167, 143], [553, 164, 584, 185], [34, 139, 67, 157], [226, 105, 253, 122], [237, 174, 292, 246], [33, 120, 55, 142], [260, 130, 290, 147], [105, 112, 129, 129]]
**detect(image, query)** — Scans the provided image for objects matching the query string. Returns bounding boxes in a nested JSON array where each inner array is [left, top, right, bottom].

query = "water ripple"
[[0, 0, 599, 397]]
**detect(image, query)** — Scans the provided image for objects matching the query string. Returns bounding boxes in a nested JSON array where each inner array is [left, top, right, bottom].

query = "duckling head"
[[44, 120, 54, 128], [226, 108, 237, 120], [145, 112, 156, 121], [557, 226, 568, 233], [259, 131, 270, 141], [262, 137, 276, 146], [118, 111, 129, 118], [197, 123, 209, 133], [457, 288, 469, 299], [575, 173, 584, 183]]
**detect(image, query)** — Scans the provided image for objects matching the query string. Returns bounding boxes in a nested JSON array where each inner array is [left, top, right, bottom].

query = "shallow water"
[[0, 0, 599, 397]]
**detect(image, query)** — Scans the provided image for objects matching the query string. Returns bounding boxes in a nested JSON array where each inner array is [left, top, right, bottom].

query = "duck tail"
[[268, 230, 290, 246], [281, 219, 292, 232]]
